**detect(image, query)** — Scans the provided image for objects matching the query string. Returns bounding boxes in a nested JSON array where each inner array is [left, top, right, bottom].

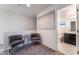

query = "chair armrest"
[[10, 40, 24, 46]]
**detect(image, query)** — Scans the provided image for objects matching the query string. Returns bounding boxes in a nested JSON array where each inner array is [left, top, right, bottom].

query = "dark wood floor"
[[15, 44, 64, 55]]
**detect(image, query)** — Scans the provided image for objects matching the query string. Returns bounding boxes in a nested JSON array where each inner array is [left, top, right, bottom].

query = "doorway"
[[57, 5, 77, 55]]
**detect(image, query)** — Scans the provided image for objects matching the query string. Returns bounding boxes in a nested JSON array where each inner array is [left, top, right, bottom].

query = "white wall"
[[0, 9, 36, 32], [0, 9, 36, 50], [37, 6, 58, 50], [37, 5, 70, 50], [37, 30, 57, 50], [0, 32, 4, 44]]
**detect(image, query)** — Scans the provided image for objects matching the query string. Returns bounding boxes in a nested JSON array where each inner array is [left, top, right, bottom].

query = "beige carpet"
[[16, 44, 64, 55]]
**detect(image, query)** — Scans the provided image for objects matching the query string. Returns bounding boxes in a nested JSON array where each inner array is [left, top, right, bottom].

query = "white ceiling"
[[0, 4, 52, 19], [0, 4, 70, 19]]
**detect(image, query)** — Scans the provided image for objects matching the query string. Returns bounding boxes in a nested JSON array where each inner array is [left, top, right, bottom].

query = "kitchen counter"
[[64, 32, 76, 34]]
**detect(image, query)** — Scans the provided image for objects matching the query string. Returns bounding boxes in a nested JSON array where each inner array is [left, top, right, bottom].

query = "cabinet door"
[[64, 34, 69, 43]]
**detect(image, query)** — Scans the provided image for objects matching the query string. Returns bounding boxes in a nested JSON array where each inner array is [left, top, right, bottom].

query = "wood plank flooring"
[[16, 44, 64, 55]]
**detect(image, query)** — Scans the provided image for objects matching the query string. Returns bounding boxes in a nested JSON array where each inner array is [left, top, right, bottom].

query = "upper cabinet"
[[58, 5, 76, 20]]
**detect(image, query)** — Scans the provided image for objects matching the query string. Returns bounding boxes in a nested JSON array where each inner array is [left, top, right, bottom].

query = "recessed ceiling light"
[[26, 4, 31, 7]]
